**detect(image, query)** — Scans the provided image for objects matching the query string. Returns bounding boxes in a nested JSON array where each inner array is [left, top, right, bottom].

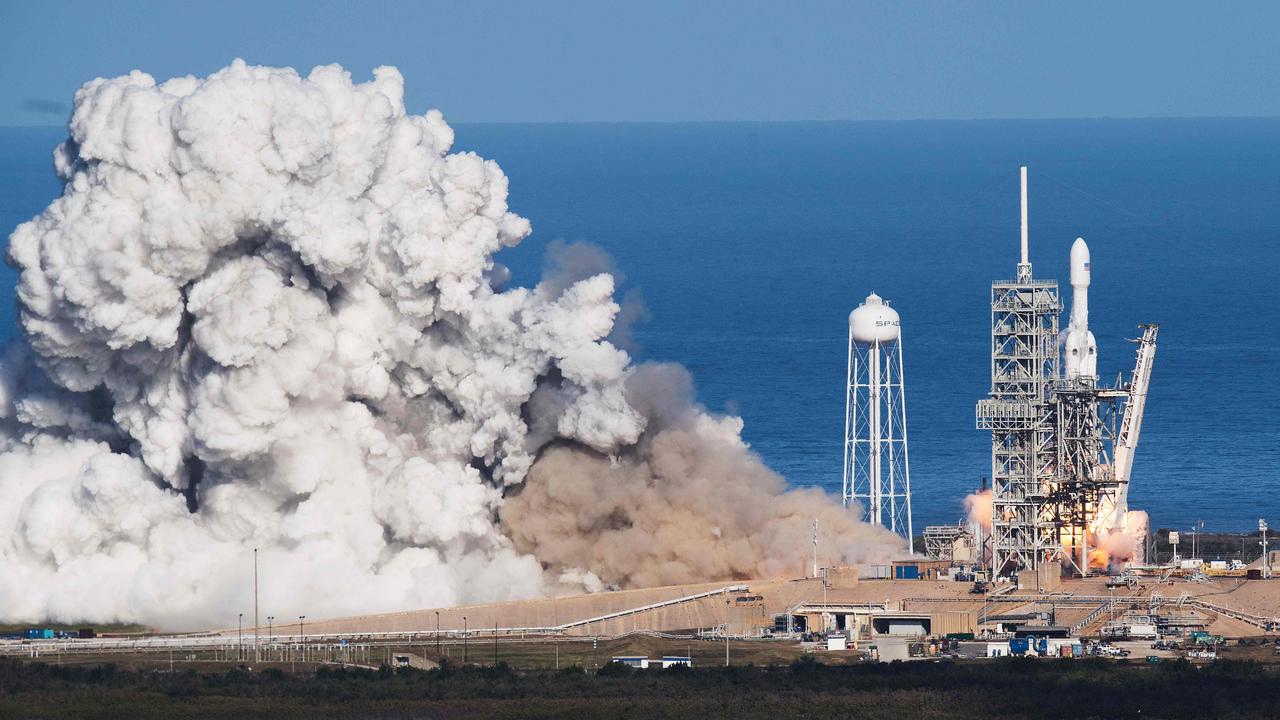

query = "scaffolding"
[[1049, 378, 1120, 575], [977, 275, 1061, 578], [924, 525, 975, 562]]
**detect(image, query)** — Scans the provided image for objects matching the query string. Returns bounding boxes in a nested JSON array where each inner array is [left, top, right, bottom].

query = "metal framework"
[[1049, 379, 1120, 574], [924, 525, 974, 562], [977, 275, 1061, 577], [975, 168, 1158, 581], [842, 319, 912, 546]]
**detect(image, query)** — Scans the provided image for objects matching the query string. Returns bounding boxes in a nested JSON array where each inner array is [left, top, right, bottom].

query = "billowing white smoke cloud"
[[1, 61, 899, 629]]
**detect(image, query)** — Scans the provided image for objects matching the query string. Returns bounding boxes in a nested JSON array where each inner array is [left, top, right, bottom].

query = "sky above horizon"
[[2, 1, 1279, 126]]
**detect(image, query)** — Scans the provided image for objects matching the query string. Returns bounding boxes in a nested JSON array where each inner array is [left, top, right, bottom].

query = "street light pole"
[[724, 598, 730, 667], [1261, 519, 1271, 579], [268, 616, 274, 660], [253, 548, 259, 662], [238, 613, 243, 661], [494, 619, 498, 666], [299, 616, 305, 664], [463, 616, 468, 664], [435, 611, 440, 657]]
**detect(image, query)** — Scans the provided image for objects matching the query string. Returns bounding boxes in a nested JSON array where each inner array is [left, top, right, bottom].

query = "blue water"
[[3, 120, 1277, 532]]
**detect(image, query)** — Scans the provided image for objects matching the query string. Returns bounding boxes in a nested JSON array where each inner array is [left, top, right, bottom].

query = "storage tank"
[[848, 293, 901, 343]]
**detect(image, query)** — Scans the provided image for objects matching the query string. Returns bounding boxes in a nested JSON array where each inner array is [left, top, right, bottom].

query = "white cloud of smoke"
[[0, 61, 900, 629]]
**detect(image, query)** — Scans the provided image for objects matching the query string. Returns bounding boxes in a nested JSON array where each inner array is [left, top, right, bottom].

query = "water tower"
[[841, 293, 913, 548]]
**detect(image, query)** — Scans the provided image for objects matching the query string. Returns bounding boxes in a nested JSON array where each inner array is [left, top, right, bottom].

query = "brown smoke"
[[501, 364, 904, 589]]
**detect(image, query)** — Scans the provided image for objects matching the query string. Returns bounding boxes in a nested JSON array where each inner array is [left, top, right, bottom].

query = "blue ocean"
[[2, 120, 1277, 532]]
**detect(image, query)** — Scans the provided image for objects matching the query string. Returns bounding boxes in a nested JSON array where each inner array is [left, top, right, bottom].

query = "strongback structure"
[[842, 293, 913, 550]]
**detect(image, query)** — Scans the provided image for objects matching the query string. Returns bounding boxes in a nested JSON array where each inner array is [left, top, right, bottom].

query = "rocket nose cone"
[[1070, 237, 1091, 286]]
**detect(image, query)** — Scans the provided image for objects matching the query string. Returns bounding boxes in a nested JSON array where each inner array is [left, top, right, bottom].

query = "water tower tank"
[[848, 293, 901, 343]]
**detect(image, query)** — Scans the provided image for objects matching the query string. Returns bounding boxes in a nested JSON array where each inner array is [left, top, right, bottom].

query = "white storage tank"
[[848, 293, 901, 343]]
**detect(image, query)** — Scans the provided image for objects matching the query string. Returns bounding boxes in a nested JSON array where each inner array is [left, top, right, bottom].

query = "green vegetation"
[[2, 656, 1278, 719]]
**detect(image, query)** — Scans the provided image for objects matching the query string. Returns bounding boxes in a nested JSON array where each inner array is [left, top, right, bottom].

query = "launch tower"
[[976, 167, 1062, 577], [977, 167, 1158, 581]]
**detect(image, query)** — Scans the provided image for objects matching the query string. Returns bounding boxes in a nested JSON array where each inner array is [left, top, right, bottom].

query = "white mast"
[[1018, 165, 1031, 281]]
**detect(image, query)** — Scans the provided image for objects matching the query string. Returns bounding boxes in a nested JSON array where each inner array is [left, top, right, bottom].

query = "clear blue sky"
[[2, 0, 1278, 125]]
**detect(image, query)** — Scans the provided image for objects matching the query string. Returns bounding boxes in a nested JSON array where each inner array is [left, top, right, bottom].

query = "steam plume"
[[963, 488, 992, 532], [0, 61, 898, 629]]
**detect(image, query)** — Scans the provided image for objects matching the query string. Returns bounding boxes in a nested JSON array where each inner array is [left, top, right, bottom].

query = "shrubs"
[[1, 656, 1278, 719]]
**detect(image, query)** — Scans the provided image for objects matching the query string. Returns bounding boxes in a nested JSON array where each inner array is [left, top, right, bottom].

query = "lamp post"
[[268, 616, 274, 660], [238, 613, 243, 661], [253, 548, 259, 662], [724, 597, 730, 667], [1261, 519, 1271, 579], [435, 611, 440, 657], [299, 616, 305, 664], [462, 616, 468, 664], [494, 619, 498, 666]]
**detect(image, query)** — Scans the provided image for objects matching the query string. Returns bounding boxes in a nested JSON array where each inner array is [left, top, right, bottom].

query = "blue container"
[[894, 565, 920, 579], [24, 628, 55, 639], [1008, 638, 1030, 656]]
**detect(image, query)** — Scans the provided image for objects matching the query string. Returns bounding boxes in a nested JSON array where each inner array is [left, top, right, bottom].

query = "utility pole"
[[238, 614, 243, 661], [253, 548, 259, 662], [1261, 519, 1271, 579], [435, 611, 440, 657], [268, 616, 274, 660], [463, 616, 468, 664], [724, 596, 730, 667], [494, 619, 499, 666], [298, 616, 305, 664]]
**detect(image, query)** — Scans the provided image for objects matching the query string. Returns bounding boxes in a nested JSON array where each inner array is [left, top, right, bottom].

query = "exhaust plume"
[[0, 61, 898, 629], [502, 364, 901, 589], [963, 488, 993, 532]]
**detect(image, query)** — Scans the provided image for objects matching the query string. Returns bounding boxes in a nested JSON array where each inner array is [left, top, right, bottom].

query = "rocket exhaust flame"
[[0, 62, 901, 628]]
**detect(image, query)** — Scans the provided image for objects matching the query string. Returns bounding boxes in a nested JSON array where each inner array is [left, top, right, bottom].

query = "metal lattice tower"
[[841, 293, 913, 550], [1050, 379, 1119, 575], [976, 167, 1062, 578]]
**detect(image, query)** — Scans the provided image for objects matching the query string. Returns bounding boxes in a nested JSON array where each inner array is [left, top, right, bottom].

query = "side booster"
[[1064, 237, 1097, 379]]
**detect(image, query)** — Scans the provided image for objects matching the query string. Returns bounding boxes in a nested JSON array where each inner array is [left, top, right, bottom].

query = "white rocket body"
[[1064, 237, 1097, 379]]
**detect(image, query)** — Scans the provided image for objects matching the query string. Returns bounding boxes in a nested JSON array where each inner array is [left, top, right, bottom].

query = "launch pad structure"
[[977, 167, 1158, 581]]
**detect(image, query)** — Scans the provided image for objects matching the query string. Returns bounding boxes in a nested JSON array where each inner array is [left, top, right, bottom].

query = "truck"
[[1092, 643, 1130, 658], [1188, 631, 1225, 647]]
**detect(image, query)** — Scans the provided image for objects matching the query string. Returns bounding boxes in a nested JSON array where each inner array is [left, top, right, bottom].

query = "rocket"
[[1064, 237, 1097, 379]]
